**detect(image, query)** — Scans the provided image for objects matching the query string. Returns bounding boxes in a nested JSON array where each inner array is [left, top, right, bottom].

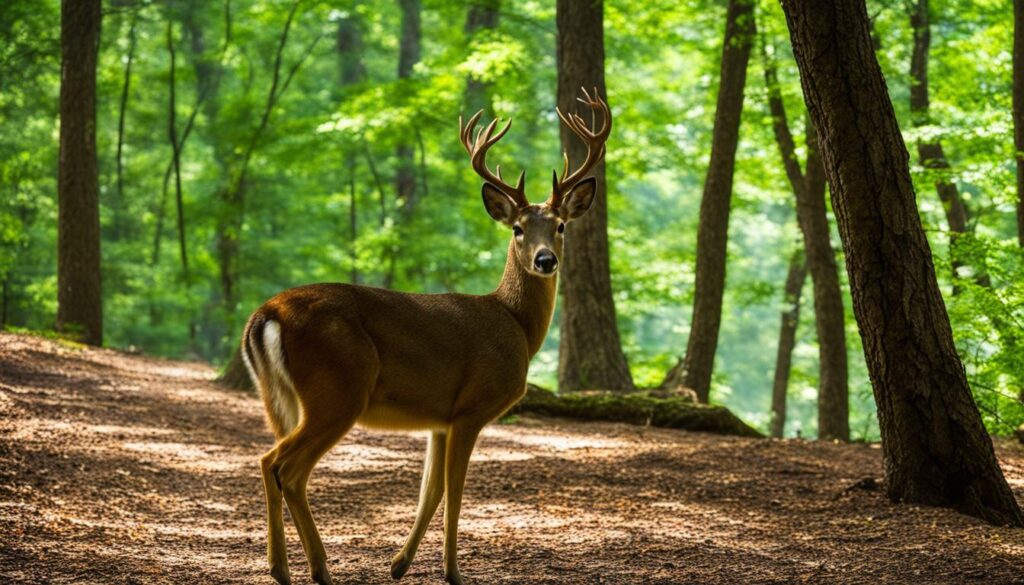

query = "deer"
[[241, 88, 611, 585]]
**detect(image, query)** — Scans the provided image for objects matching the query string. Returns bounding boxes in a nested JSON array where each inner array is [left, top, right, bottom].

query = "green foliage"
[[0, 0, 1019, 439]]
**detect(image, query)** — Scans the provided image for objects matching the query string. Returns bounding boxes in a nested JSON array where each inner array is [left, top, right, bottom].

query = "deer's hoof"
[[390, 552, 411, 580], [312, 566, 334, 585], [444, 568, 465, 585], [270, 564, 291, 585]]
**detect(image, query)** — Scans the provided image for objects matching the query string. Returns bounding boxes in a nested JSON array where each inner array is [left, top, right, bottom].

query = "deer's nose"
[[534, 250, 558, 273]]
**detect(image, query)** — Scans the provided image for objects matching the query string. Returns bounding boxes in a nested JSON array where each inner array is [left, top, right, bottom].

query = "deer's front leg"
[[442, 424, 480, 585], [391, 431, 447, 580]]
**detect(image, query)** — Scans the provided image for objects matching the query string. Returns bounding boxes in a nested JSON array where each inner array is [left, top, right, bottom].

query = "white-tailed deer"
[[242, 88, 611, 585]]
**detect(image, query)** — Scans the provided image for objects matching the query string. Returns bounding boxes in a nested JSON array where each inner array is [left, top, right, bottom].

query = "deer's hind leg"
[[261, 446, 292, 585], [271, 362, 374, 585]]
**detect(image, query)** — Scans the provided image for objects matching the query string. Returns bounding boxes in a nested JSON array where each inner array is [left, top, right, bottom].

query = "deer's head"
[[460, 88, 611, 278]]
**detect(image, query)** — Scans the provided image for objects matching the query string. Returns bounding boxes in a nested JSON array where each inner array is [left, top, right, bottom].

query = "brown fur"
[[246, 97, 605, 584], [243, 200, 595, 585]]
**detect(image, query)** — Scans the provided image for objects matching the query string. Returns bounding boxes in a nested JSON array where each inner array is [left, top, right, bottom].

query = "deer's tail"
[[242, 313, 300, 439]]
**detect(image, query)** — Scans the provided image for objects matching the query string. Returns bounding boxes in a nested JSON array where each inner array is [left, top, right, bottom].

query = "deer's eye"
[[557, 223, 565, 234], [513, 226, 524, 237]]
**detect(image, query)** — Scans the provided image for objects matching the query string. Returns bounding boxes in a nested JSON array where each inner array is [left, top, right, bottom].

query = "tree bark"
[[763, 48, 850, 440], [662, 0, 755, 402], [556, 0, 634, 392], [770, 250, 806, 438], [1015, 0, 1024, 247], [57, 0, 103, 346], [909, 0, 976, 288], [781, 0, 1023, 526], [463, 0, 500, 115]]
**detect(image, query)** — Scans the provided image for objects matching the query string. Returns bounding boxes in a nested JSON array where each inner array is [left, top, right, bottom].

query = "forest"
[[2, 0, 1024, 583], [4, 0, 1023, 438]]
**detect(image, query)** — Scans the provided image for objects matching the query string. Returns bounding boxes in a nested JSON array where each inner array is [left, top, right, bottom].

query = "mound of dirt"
[[1, 332, 1022, 584]]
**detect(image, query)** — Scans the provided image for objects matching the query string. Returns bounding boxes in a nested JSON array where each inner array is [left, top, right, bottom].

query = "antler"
[[549, 87, 612, 208], [459, 111, 529, 208]]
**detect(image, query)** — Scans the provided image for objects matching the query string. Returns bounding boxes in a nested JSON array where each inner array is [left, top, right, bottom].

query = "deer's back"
[[256, 283, 530, 429]]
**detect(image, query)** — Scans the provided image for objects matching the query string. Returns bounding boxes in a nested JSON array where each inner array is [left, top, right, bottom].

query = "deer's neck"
[[491, 240, 558, 357]]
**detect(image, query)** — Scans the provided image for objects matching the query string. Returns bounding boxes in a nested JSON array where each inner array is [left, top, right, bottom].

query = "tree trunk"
[[1015, 0, 1024, 247], [337, 10, 367, 286], [781, 0, 1023, 527], [770, 250, 806, 438], [803, 127, 849, 440], [763, 46, 850, 440], [57, 0, 102, 346], [167, 19, 190, 285], [113, 16, 136, 241], [909, 0, 976, 288], [395, 0, 421, 216], [556, 0, 634, 392], [662, 0, 755, 402], [463, 0, 500, 115], [336, 10, 366, 86]]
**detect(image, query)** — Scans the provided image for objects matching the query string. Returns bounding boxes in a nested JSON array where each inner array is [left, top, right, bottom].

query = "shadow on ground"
[[1, 332, 1022, 584]]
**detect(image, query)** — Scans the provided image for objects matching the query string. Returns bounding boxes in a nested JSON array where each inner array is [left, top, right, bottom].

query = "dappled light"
[[2, 333, 1022, 583]]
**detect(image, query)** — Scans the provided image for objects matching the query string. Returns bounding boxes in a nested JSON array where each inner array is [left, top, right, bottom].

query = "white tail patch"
[[258, 320, 300, 437]]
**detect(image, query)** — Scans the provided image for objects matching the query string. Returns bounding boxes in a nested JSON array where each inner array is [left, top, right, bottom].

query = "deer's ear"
[[481, 183, 518, 225], [561, 177, 597, 220]]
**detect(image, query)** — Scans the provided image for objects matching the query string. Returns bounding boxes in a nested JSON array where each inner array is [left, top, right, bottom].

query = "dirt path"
[[1, 332, 1022, 585]]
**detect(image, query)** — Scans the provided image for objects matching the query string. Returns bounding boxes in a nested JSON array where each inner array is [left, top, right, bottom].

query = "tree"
[[908, 0, 982, 288], [1015, 0, 1024, 247], [555, 0, 634, 392], [395, 0, 421, 217], [57, 0, 103, 346], [763, 45, 849, 440], [769, 249, 805, 438], [463, 0, 500, 115], [662, 0, 755, 402], [781, 0, 1023, 526], [112, 14, 136, 242], [337, 8, 367, 285]]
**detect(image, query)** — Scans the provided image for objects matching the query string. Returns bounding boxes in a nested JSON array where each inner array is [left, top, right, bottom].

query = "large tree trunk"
[[556, 0, 634, 392], [763, 47, 850, 440], [781, 0, 1023, 527], [770, 250, 806, 438], [909, 0, 976, 288], [662, 0, 755, 402], [1015, 0, 1024, 247], [57, 0, 103, 346], [463, 0, 500, 115]]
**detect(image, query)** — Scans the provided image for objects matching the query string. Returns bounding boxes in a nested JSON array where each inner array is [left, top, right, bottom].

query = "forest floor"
[[1, 332, 1023, 585]]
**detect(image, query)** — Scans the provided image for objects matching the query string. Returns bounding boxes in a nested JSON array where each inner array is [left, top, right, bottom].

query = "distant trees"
[[782, 0, 1023, 526], [769, 250, 805, 438], [395, 0, 422, 219], [463, 0, 500, 115], [555, 0, 634, 392], [57, 0, 103, 346], [762, 44, 849, 440], [1015, 0, 1024, 246], [662, 0, 755, 402], [908, 0, 982, 288]]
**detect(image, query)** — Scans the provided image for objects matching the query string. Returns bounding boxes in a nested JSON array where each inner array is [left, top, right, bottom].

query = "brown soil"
[[1, 331, 1022, 585]]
